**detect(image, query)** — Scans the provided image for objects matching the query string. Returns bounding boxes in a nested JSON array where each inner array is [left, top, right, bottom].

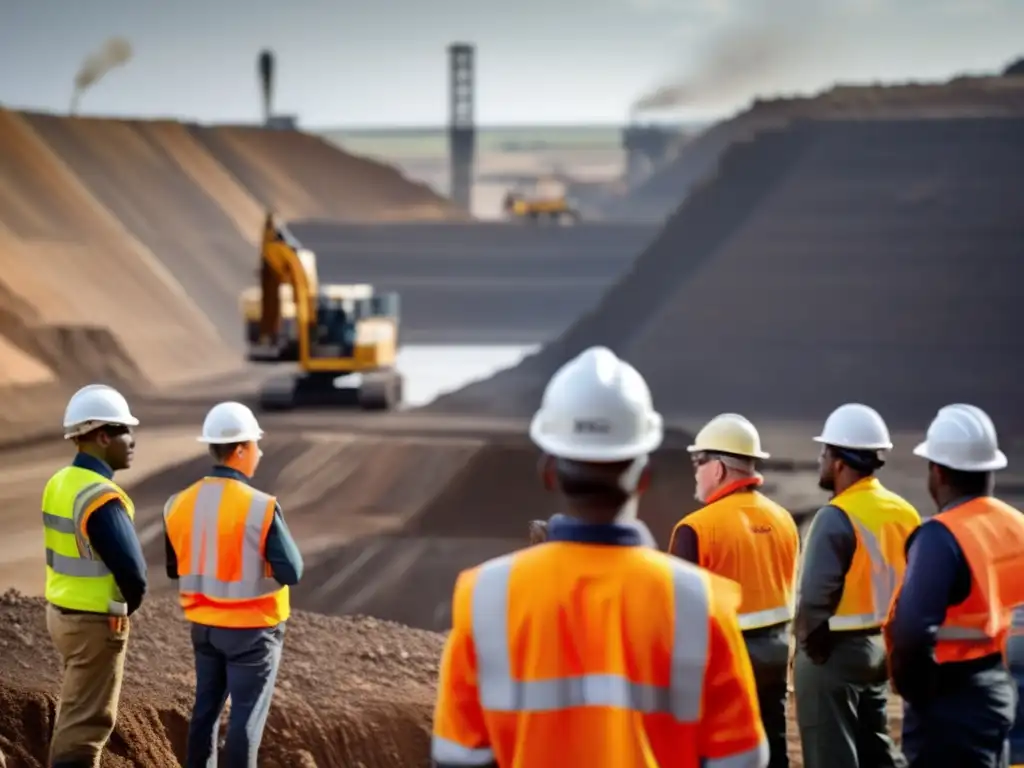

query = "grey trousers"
[[745, 627, 791, 768], [794, 632, 905, 768], [902, 663, 1015, 768], [185, 622, 285, 768]]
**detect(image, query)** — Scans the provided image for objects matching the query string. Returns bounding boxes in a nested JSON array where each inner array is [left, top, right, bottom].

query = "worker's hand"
[[528, 520, 549, 545], [804, 625, 833, 665]]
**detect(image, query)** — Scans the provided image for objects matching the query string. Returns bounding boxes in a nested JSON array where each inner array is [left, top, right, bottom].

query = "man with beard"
[[794, 403, 920, 768]]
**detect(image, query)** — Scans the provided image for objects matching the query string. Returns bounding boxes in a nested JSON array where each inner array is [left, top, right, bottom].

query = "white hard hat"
[[813, 403, 893, 451], [529, 346, 663, 462], [198, 401, 264, 444], [63, 384, 139, 439], [688, 413, 769, 459], [913, 404, 1007, 472]]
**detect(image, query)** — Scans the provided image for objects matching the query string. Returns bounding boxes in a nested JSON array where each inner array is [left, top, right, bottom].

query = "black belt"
[[742, 621, 790, 639], [831, 626, 883, 638]]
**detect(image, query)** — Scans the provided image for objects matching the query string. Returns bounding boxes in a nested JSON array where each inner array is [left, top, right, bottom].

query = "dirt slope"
[[0, 109, 462, 440], [0, 592, 441, 768], [611, 74, 1024, 222], [429, 116, 1024, 437], [189, 125, 459, 222], [0, 110, 231, 392]]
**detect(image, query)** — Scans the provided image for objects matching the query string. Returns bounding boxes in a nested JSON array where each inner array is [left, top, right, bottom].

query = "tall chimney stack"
[[447, 43, 476, 214], [258, 49, 275, 125]]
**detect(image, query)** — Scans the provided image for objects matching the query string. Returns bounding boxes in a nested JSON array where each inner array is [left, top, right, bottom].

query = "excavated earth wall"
[[610, 74, 1024, 222], [429, 116, 1024, 440], [0, 109, 458, 442]]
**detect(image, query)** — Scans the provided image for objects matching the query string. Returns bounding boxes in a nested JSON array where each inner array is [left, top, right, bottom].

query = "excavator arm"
[[241, 211, 404, 411]]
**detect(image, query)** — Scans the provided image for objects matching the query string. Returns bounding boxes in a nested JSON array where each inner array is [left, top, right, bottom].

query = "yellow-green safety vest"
[[42, 465, 135, 615]]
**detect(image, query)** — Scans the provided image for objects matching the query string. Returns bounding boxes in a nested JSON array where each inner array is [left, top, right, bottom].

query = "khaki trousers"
[[46, 604, 130, 767]]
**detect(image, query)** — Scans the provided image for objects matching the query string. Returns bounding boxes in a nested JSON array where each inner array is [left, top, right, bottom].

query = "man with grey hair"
[[669, 413, 799, 768]]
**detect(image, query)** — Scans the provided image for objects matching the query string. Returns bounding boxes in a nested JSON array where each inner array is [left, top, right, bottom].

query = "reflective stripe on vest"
[[468, 554, 708, 721], [43, 467, 135, 615], [675, 482, 799, 633], [828, 478, 920, 632], [169, 481, 279, 601], [828, 515, 895, 631], [931, 497, 1024, 663], [43, 481, 122, 577], [738, 605, 793, 630]]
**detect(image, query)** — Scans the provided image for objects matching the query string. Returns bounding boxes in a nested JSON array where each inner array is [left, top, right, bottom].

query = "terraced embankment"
[[431, 116, 1024, 439], [0, 109, 459, 442], [610, 74, 1024, 222], [289, 221, 657, 344]]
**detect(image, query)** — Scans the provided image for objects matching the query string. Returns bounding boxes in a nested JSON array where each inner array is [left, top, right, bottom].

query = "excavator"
[[240, 213, 403, 411]]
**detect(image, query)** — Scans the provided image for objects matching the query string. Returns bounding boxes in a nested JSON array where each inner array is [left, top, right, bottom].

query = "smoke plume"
[[630, 1, 836, 115], [70, 37, 134, 114]]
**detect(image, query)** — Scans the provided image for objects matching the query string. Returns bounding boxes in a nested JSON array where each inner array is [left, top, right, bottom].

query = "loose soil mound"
[[0, 591, 442, 767], [429, 116, 1024, 438], [612, 74, 1024, 221]]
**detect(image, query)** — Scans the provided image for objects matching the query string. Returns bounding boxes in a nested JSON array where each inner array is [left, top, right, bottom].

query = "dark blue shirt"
[[546, 514, 646, 547], [163, 465, 304, 587], [888, 497, 976, 702], [74, 452, 148, 615]]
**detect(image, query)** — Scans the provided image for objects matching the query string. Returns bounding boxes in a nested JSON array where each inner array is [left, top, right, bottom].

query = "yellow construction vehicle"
[[502, 178, 581, 224], [241, 212, 403, 411]]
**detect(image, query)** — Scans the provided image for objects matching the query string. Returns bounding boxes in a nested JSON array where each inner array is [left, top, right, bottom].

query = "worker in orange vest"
[[794, 403, 920, 768], [431, 346, 769, 768], [163, 402, 304, 767], [885, 404, 1024, 768], [669, 413, 799, 768]]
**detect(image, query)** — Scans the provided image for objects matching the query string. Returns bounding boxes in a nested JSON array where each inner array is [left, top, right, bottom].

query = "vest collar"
[[940, 493, 985, 513], [833, 475, 880, 500], [547, 514, 644, 547], [704, 475, 763, 505], [208, 465, 251, 485], [72, 452, 114, 480]]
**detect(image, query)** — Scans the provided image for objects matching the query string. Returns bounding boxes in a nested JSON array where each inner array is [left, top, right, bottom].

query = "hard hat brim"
[[197, 431, 264, 445], [529, 419, 663, 463], [812, 435, 893, 451], [912, 441, 1008, 472], [686, 442, 770, 460]]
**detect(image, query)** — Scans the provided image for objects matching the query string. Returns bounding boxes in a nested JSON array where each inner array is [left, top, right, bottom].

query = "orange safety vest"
[[431, 542, 768, 768], [164, 476, 290, 629], [669, 477, 799, 631], [827, 477, 921, 632], [929, 497, 1024, 664]]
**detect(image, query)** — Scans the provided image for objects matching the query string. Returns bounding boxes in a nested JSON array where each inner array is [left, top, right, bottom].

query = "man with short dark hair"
[[794, 403, 919, 768], [433, 346, 769, 768], [886, 404, 1024, 768], [164, 401, 303, 767], [45, 384, 147, 768]]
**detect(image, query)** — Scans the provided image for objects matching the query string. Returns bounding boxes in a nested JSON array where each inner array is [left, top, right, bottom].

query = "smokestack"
[[69, 37, 133, 115], [258, 49, 275, 125], [448, 43, 476, 214]]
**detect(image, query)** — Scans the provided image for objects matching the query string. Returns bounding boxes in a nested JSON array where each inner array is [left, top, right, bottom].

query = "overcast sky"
[[0, 0, 1020, 127]]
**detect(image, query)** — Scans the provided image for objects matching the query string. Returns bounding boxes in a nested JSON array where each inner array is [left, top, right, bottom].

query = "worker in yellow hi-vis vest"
[[43, 384, 147, 768], [794, 403, 920, 768]]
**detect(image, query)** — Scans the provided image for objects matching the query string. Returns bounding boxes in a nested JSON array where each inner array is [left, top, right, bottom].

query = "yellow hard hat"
[[687, 413, 769, 460]]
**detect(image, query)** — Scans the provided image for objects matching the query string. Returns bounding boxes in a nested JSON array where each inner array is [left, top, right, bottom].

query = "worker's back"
[[434, 534, 767, 768], [678, 489, 799, 629]]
